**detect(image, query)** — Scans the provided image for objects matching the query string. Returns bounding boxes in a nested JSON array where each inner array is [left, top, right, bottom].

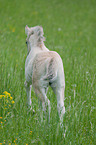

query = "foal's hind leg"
[[51, 84, 65, 125], [33, 82, 51, 121], [57, 87, 65, 125]]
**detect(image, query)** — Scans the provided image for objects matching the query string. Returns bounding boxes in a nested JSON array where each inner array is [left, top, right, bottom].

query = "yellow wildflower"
[[11, 101, 15, 104], [0, 95, 5, 99], [3, 91, 7, 94], [0, 117, 2, 119], [3, 140, 5, 144], [0, 143, 2, 145], [10, 97, 13, 100], [3, 91, 11, 98], [3, 91, 9, 95], [29, 131, 32, 135], [9, 143, 11, 145], [9, 105, 11, 107]]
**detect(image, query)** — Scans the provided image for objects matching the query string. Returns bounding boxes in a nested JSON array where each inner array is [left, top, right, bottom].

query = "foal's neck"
[[31, 42, 49, 54]]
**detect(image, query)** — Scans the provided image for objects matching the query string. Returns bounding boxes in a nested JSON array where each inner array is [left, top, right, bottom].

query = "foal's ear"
[[37, 26, 43, 36], [25, 25, 30, 35]]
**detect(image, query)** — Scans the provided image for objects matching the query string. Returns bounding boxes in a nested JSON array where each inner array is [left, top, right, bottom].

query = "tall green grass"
[[0, 0, 96, 144]]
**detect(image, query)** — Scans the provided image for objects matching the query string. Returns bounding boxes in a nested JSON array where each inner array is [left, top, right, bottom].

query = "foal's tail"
[[42, 57, 59, 84], [47, 57, 58, 82]]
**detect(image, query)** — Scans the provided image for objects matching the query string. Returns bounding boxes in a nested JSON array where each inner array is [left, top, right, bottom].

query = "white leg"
[[42, 96, 51, 121], [57, 87, 65, 125], [51, 85, 65, 126], [24, 81, 32, 108], [33, 81, 51, 121], [41, 87, 51, 121]]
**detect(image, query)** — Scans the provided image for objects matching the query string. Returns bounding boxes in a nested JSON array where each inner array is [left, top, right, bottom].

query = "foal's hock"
[[25, 25, 65, 124]]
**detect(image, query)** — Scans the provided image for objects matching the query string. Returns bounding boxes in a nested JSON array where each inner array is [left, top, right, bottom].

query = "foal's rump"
[[32, 51, 64, 88]]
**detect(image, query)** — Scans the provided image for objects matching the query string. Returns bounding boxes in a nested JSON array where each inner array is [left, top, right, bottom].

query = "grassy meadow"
[[0, 0, 96, 144]]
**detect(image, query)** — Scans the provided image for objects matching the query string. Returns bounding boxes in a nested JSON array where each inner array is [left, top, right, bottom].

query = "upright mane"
[[36, 26, 45, 48]]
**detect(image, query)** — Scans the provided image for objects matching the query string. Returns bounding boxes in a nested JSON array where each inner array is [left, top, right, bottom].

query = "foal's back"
[[32, 50, 64, 89]]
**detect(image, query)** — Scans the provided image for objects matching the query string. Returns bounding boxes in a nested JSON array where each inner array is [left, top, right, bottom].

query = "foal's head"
[[25, 25, 45, 54]]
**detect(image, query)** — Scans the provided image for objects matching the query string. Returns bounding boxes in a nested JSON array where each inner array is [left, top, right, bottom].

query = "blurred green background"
[[0, 0, 96, 144]]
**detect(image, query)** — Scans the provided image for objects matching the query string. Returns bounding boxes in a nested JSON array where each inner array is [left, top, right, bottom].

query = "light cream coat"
[[25, 25, 65, 124]]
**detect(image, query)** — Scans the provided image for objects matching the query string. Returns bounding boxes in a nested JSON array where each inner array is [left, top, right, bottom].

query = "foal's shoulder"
[[40, 50, 60, 57], [34, 50, 61, 62]]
